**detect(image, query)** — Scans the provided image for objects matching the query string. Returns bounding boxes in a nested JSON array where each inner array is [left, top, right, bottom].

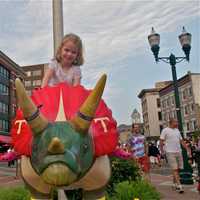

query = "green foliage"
[[192, 129, 200, 141], [0, 186, 31, 200], [0, 187, 59, 200], [106, 180, 160, 200], [106, 157, 141, 196]]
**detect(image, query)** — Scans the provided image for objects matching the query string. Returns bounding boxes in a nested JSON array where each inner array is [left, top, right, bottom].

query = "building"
[[0, 51, 26, 143], [117, 124, 132, 144], [159, 72, 200, 136], [117, 123, 144, 144], [138, 88, 161, 137], [131, 108, 141, 124], [138, 81, 171, 138], [21, 63, 48, 95]]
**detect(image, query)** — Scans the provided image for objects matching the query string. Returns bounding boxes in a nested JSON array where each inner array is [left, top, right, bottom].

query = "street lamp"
[[148, 27, 193, 184]]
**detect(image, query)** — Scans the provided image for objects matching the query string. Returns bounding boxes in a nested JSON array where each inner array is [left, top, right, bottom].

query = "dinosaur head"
[[15, 75, 106, 186]]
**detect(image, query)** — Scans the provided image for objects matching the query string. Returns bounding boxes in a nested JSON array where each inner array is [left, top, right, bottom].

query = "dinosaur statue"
[[11, 74, 118, 200]]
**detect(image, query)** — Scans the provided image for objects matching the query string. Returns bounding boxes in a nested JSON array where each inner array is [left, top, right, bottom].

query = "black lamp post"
[[148, 27, 193, 184]]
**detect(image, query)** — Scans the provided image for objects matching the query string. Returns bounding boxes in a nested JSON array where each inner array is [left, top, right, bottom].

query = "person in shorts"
[[160, 118, 192, 193]]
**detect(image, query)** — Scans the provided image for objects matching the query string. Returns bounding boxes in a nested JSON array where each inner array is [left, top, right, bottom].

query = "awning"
[[0, 135, 11, 144]]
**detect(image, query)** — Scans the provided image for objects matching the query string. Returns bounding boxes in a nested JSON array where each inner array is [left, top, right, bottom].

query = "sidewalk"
[[151, 173, 199, 200]]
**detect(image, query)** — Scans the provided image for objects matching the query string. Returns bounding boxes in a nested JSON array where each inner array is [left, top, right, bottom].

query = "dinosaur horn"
[[70, 74, 107, 133], [15, 78, 48, 136], [48, 137, 65, 154]]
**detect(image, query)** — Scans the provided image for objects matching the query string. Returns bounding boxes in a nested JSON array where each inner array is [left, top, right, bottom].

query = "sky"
[[0, 0, 199, 125]]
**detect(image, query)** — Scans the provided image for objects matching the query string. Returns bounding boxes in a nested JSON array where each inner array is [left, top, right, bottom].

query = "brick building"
[[0, 51, 25, 143]]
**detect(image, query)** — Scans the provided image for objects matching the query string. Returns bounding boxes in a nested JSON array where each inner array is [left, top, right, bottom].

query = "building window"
[[186, 122, 190, 131], [190, 103, 194, 112], [157, 99, 161, 108], [167, 98, 170, 107], [164, 113, 169, 121], [159, 125, 163, 133], [172, 111, 176, 119], [184, 105, 189, 115], [169, 112, 173, 119], [0, 119, 9, 132], [188, 87, 192, 96], [33, 80, 41, 86], [192, 120, 197, 130], [186, 121, 196, 131], [0, 102, 2, 113], [0, 65, 9, 79], [182, 89, 187, 100], [0, 102, 8, 113], [26, 71, 31, 77], [162, 100, 166, 108], [158, 112, 162, 121], [142, 99, 147, 112], [171, 96, 175, 105], [169, 112, 172, 119], [145, 125, 150, 135], [0, 83, 9, 94], [32, 70, 42, 76], [25, 80, 31, 87]]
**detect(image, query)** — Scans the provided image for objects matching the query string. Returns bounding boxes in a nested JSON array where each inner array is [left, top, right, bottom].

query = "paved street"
[[0, 162, 23, 188], [151, 166, 200, 200], [0, 162, 200, 199]]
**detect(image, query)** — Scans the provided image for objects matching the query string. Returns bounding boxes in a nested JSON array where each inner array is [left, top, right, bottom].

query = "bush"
[[0, 187, 59, 200], [106, 156, 141, 196], [107, 180, 160, 200], [0, 186, 31, 200]]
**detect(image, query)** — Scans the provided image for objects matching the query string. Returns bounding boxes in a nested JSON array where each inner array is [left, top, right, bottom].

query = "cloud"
[[0, 0, 52, 65], [0, 0, 199, 123], [62, 1, 199, 78], [1, 0, 198, 68]]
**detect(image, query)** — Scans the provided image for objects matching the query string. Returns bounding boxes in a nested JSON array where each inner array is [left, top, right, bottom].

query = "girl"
[[42, 33, 84, 87]]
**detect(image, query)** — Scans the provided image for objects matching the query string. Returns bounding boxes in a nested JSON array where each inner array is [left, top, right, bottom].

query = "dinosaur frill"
[[11, 82, 118, 157]]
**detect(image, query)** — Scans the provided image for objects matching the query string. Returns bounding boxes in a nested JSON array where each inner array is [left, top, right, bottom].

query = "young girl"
[[42, 33, 84, 87]]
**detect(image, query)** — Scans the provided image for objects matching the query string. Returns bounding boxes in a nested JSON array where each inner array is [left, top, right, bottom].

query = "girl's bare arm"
[[41, 68, 54, 88]]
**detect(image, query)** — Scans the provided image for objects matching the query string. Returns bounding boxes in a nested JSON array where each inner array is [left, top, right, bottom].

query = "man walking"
[[160, 118, 191, 193]]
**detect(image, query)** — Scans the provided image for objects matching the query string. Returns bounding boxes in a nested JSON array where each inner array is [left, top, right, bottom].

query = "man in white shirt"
[[160, 118, 191, 193]]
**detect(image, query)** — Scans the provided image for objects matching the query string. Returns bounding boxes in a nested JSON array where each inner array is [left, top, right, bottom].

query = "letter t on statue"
[[94, 117, 110, 133], [15, 120, 27, 134]]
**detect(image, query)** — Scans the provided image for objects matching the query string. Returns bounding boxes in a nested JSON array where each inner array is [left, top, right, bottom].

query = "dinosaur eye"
[[82, 143, 88, 153]]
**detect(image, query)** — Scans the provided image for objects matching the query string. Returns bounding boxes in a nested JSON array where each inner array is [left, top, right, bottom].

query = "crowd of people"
[[116, 119, 200, 194]]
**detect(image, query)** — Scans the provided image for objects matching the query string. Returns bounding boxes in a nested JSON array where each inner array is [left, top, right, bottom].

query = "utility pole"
[[52, 0, 64, 55]]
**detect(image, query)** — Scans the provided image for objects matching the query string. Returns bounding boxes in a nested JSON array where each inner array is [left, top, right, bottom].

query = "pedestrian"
[[148, 142, 161, 168], [127, 123, 150, 181], [41, 33, 84, 87], [160, 118, 192, 193], [7, 148, 15, 167]]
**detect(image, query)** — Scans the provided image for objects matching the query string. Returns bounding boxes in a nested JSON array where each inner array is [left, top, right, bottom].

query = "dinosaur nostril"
[[48, 137, 65, 154]]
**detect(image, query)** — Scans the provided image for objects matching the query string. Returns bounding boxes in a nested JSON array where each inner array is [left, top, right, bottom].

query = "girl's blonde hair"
[[55, 33, 84, 66]]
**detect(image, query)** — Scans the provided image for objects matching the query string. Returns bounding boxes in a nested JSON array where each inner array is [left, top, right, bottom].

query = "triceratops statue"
[[11, 74, 118, 200]]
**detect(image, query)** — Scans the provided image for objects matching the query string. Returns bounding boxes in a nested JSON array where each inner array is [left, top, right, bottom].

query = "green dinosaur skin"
[[31, 122, 94, 185]]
